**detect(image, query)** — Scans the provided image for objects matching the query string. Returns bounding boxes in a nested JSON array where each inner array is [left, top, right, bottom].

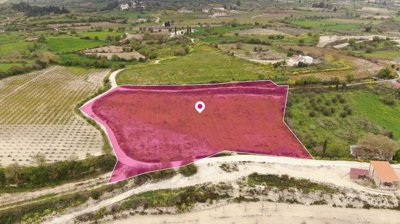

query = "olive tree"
[[357, 134, 399, 160]]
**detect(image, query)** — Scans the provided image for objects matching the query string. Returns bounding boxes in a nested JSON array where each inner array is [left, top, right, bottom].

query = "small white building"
[[170, 29, 196, 38], [202, 8, 210, 13], [213, 7, 226, 11], [287, 55, 314, 67], [136, 18, 147, 23], [209, 12, 228, 18], [120, 3, 130, 10], [178, 8, 193, 13]]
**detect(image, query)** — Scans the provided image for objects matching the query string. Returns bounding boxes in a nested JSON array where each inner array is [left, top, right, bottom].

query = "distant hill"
[[1, 0, 266, 12]]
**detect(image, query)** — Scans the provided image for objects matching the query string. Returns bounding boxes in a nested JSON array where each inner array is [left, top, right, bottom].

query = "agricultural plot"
[[0, 66, 109, 166], [46, 36, 105, 53], [286, 86, 400, 158], [79, 31, 123, 41], [117, 46, 277, 85], [82, 81, 311, 182], [287, 19, 362, 31], [282, 46, 383, 81], [84, 46, 145, 60]]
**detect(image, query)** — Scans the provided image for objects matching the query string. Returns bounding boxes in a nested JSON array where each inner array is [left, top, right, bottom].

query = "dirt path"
[[318, 35, 400, 48], [109, 69, 125, 88], [46, 155, 400, 224], [0, 172, 111, 211], [113, 201, 400, 224]]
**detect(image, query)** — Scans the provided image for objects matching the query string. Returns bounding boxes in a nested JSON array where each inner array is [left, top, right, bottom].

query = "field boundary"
[[81, 80, 313, 183]]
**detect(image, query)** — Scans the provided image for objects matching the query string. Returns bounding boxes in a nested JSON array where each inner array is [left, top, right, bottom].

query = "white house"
[[287, 55, 314, 67], [202, 8, 210, 13], [209, 12, 228, 18], [178, 8, 193, 13], [120, 3, 130, 10]]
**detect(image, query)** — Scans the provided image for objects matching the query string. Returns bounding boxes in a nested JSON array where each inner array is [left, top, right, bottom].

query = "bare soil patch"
[[84, 46, 145, 60]]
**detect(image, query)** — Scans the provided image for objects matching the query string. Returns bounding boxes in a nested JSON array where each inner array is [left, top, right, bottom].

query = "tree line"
[[12, 2, 69, 17]]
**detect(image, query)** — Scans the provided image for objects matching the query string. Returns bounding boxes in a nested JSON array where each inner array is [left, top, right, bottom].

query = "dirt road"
[[113, 201, 400, 224], [46, 155, 400, 224]]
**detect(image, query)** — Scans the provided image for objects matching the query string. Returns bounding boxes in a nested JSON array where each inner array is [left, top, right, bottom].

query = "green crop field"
[[288, 19, 361, 31], [79, 31, 124, 41], [0, 42, 33, 58], [117, 45, 277, 85], [193, 24, 256, 36], [46, 36, 105, 52], [0, 63, 30, 72], [363, 50, 400, 60], [352, 91, 400, 139], [286, 86, 400, 158]]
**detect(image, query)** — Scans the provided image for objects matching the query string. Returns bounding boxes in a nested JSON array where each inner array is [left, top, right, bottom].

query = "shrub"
[[381, 97, 396, 106], [90, 190, 101, 200], [178, 164, 198, 177], [377, 68, 396, 79], [357, 134, 399, 160], [1, 154, 116, 190], [295, 76, 321, 85]]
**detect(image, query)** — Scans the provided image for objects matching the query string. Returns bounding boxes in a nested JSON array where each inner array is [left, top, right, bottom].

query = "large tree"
[[357, 134, 399, 160]]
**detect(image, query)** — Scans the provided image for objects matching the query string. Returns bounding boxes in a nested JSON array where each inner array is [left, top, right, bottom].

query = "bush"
[[357, 134, 399, 160], [294, 76, 321, 85], [90, 190, 101, 200], [1, 154, 116, 190], [377, 68, 396, 79], [381, 97, 396, 106], [393, 150, 400, 162], [178, 164, 198, 177]]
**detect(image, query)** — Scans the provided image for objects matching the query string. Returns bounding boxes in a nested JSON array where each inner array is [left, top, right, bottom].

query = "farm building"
[[369, 161, 400, 189], [119, 3, 130, 10], [350, 168, 369, 180], [287, 55, 314, 66], [210, 12, 228, 18], [178, 8, 193, 13]]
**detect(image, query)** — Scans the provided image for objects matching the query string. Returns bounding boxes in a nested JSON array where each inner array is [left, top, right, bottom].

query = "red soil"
[[92, 82, 311, 170]]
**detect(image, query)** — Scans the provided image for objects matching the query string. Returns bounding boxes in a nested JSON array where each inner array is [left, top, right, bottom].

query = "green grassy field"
[[117, 45, 277, 85], [363, 50, 400, 60], [286, 86, 400, 158], [352, 91, 400, 139], [0, 42, 32, 58], [79, 31, 124, 41], [288, 19, 362, 31], [59, 53, 133, 67], [46, 36, 105, 52], [0, 63, 31, 72], [193, 24, 256, 36]]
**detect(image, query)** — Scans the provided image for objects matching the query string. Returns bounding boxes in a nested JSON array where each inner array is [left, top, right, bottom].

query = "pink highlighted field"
[[81, 81, 312, 182]]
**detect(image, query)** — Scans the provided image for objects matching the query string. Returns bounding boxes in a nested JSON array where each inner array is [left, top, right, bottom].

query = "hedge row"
[[0, 154, 116, 191]]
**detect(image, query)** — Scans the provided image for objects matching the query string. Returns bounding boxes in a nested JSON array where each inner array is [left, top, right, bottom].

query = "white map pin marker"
[[195, 101, 205, 113]]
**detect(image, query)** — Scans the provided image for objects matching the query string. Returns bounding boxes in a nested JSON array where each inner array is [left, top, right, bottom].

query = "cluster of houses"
[[119, 1, 145, 11], [178, 5, 231, 18], [287, 55, 314, 67]]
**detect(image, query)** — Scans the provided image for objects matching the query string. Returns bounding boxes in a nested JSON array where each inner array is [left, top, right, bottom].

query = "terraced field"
[[0, 66, 110, 166]]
